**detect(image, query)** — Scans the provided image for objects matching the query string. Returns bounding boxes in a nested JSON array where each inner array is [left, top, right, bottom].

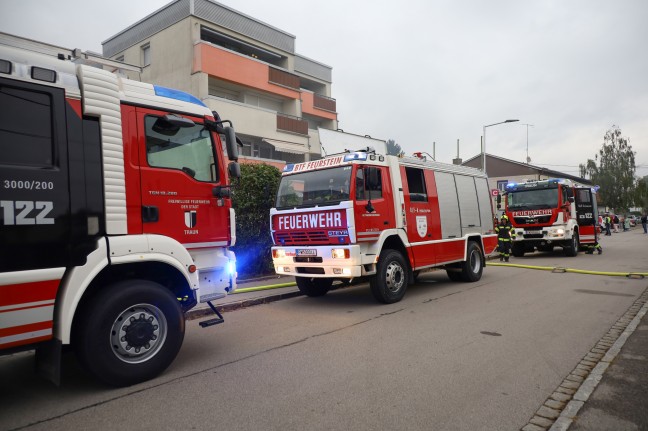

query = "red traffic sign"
[[491, 189, 499, 196]]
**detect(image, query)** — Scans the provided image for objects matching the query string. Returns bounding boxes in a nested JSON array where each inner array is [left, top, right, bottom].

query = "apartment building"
[[102, 0, 337, 166]]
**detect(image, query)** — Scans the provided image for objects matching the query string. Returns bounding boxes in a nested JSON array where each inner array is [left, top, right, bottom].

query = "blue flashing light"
[[506, 182, 517, 189], [227, 260, 236, 276], [283, 164, 295, 173], [153, 85, 207, 107], [343, 152, 368, 162]]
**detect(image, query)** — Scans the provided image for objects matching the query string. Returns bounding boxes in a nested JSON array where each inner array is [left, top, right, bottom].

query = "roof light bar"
[[153, 85, 207, 107]]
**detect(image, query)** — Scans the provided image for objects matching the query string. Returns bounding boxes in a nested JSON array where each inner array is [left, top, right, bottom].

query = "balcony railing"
[[313, 94, 336, 112], [277, 113, 308, 135], [269, 67, 300, 90]]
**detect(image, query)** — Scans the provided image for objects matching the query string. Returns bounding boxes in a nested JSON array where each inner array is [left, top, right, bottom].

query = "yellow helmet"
[[500, 214, 509, 220]]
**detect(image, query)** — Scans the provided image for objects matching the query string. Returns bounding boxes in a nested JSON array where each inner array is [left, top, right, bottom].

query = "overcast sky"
[[2, 0, 647, 178]]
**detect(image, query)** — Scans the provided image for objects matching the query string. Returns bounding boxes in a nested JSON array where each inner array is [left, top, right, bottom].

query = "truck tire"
[[73, 280, 185, 387], [459, 241, 484, 282], [370, 249, 409, 304], [512, 243, 525, 257], [295, 277, 332, 297], [564, 231, 579, 257]]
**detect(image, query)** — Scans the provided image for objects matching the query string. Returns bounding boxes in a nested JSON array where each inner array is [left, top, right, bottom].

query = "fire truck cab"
[[270, 139, 498, 304], [0, 33, 240, 386]]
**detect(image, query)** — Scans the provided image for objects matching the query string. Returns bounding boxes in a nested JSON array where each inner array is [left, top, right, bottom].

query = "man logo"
[[184, 210, 197, 228]]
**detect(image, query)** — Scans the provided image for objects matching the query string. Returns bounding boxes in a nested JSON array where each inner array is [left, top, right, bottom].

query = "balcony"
[[301, 91, 337, 120], [277, 113, 308, 135], [269, 67, 300, 90]]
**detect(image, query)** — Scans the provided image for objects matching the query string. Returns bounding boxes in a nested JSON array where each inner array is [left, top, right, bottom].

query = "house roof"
[[462, 153, 592, 185]]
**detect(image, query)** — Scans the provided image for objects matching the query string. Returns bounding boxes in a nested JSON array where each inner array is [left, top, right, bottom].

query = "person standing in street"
[[641, 213, 647, 234], [605, 214, 612, 236], [613, 214, 620, 233], [495, 214, 516, 262]]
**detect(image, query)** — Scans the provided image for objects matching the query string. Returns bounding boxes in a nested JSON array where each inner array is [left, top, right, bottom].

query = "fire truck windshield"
[[276, 166, 352, 209], [507, 187, 558, 210]]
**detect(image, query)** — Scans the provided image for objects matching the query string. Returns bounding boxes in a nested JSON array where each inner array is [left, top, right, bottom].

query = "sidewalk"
[[186, 274, 299, 320]]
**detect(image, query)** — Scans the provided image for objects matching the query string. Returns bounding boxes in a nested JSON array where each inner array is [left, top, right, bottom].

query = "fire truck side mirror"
[[228, 161, 241, 179], [224, 126, 239, 162], [568, 196, 575, 203], [496, 194, 501, 209], [366, 168, 379, 189]]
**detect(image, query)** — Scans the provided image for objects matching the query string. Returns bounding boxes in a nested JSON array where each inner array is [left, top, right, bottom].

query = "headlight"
[[272, 249, 286, 259], [556, 228, 565, 235], [332, 248, 350, 259]]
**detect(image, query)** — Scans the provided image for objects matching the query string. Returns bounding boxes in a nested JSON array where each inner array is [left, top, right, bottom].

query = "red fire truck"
[[0, 33, 240, 386], [498, 178, 598, 257], [270, 136, 498, 304]]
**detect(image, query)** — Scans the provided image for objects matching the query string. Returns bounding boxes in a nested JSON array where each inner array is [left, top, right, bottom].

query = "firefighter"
[[583, 241, 603, 254], [495, 214, 516, 262]]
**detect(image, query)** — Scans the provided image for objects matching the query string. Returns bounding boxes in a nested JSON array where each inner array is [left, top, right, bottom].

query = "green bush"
[[231, 163, 282, 278]]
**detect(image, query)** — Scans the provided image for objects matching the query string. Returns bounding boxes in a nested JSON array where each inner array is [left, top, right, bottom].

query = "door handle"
[[384, 221, 389, 225], [142, 206, 159, 223]]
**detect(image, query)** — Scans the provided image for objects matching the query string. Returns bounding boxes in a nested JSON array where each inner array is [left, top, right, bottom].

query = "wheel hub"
[[110, 304, 167, 364], [385, 262, 404, 292]]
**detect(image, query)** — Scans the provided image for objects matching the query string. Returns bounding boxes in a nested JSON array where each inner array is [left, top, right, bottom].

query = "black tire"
[[459, 241, 484, 282], [73, 280, 185, 387], [512, 243, 525, 257], [446, 270, 463, 282], [564, 231, 579, 257], [295, 277, 332, 297], [370, 249, 409, 304]]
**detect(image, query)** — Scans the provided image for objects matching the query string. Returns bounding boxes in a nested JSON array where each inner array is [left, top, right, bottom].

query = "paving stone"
[[560, 380, 581, 390], [556, 386, 576, 395], [566, 374, 584, 383], [550, 392, 572, 402], [571, 369, 588, 377], [530, 415, 554, 428], [544, 399, 566, 410], [522, 424, 546, 431], [536, 405, 561, 420]]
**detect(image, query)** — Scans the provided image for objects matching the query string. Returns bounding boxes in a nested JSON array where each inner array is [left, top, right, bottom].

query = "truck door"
[[575, 187, 597, 244], [354, 166, 395, 242], [135, 108, 230, 246], [0, 79, 71, 272], [402, 167, 440, 268]]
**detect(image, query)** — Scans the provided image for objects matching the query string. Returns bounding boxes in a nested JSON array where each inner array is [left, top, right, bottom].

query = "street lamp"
[[482, 119, 519, 174], [522, 123, 534, 163]]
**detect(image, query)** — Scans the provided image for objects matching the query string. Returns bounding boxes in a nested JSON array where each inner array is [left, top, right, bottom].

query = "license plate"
[[296, 249, 317, 257]]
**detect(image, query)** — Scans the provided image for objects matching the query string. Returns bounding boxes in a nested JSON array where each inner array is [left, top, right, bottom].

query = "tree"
[[579, 126, 635, 212], [386, 139, 404, 157], [635, 177, 648, 212], [231, 163, 282, 278]]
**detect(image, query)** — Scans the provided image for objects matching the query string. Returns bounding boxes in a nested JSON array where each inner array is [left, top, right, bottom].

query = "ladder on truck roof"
[[0, 31, 142, 74]]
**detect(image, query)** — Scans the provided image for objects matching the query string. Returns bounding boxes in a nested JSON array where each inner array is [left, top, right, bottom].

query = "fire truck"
[[0, 33, 240, 386], [497, 178, 598, 257], [270, 132, 498, 304]]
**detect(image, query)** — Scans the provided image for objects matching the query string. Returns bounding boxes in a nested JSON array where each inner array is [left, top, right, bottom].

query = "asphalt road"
[[1, 229, 647, 431]]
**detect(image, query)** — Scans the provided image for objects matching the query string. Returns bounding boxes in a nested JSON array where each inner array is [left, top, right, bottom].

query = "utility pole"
[[522, 124, 534, 163]]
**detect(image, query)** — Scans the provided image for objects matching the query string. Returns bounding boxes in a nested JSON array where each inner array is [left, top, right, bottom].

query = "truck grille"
[[514, 215, 552, 225], [275, 231, 329, 245]]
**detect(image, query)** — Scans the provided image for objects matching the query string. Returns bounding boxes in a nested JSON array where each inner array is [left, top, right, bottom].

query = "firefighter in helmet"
[[495, 214, 516, 262]]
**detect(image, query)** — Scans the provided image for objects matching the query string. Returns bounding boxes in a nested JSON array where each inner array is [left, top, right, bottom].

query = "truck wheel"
[[370, 249, 409, 304], [512, 243, 525, 257], [564, 231, 579, 257], [459, 241, 484, 282], [73, 280, 185, 387], [296, 277, 332, 297]]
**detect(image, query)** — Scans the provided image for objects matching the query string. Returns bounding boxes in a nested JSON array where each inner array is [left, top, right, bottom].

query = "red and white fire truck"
[[498, 178, 598, 257], [270, 134, 498, 304], [0, 33, 240, 386]]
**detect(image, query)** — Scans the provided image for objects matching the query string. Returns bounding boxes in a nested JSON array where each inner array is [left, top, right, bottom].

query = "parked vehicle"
[[0, 32, 240, 386], [270, 130, 498, 304]]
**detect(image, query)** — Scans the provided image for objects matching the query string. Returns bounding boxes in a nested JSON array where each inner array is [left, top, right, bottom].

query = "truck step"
[[199, 301, 225, 328], [199, 317, 224, 327]]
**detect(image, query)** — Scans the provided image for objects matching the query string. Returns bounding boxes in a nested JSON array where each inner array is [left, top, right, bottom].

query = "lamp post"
[[522, 123, 534, 163], [482, 119, 519, 175]]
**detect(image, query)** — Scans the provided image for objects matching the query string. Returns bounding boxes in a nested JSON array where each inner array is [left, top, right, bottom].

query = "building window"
[[497, 180, 508, 192], [141, 44, 151, 67]]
